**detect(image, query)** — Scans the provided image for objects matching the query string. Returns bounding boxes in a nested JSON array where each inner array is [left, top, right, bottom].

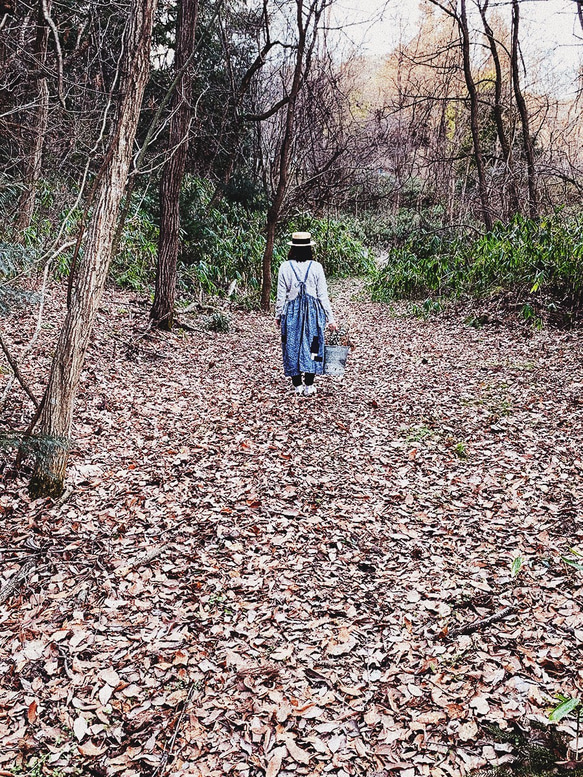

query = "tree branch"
[[41, 0, 64, 107], [243, 96, 290, 122], [0, 332, 39, 409], [448, 606, 518, 638]]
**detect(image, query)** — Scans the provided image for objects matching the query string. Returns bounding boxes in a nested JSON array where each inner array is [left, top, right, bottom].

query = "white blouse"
[[275, 260, 335, 323]]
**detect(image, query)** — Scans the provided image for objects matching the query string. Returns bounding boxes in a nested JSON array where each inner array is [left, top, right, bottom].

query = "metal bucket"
[[324, 345, 350, 376]]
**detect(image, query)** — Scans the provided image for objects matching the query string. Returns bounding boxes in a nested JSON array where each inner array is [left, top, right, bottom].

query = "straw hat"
[[288, 231, 316, 246]]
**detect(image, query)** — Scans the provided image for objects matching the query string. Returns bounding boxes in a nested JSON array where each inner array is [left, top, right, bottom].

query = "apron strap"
[[289, 261, 302, 282]]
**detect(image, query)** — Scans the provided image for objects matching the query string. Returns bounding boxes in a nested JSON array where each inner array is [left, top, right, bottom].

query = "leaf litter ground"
[[0, 280, 582, 777]]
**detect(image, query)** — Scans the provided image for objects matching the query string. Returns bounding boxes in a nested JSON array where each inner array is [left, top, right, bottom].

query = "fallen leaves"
[[78, 741, 106, 757], [73, 716, 88, 742], [0, 281, 582, 775], [326, 627, 357, 656], [266, 745, 287, 777], [458, 720, 479, 742]]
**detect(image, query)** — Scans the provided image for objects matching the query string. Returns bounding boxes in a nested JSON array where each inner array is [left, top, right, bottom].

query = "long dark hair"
[[288, 245, 313, 263]]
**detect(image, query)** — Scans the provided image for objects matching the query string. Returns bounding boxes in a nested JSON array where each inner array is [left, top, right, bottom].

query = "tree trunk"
[[511, 0, 538, 219], [16, 0, 51, 233], [150, 0, 199, 331], [459, 0, 492, 231], [478, 0, 519, 220], [260, 0, 317, 312], [261, 205, 279, 309], [29, 0, 158, 499]]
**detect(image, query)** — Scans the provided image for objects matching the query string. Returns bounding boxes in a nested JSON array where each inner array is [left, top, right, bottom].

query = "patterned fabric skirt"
[[280, 292, 326, 377]]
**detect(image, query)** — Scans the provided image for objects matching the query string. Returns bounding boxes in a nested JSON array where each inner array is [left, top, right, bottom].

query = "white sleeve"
[[315, 263, 335, 324], [275, 263, 288, 318]]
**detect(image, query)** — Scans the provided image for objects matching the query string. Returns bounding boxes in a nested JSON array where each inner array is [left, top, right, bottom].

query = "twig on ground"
[[174, 319, 204, 333], [153, 682, 198, 777], [116, 545, 166, 576], [0, 559, 36, 605], [181, 302, 222, 314], [448, 605, 518, 638], [126, 320, 154, 349]]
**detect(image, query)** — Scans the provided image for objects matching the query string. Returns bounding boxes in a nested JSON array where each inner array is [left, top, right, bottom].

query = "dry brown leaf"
[[470, 696, 490, 716], [327, 637, 357, 656], [99, 668, 120, 687], [266, 746, 287, 777], [458, 720, 479, 742], [78, 741, 107, 756], [73, 716, 88, 742], [2, 279, 582, 777], [416, 711, 446, 724], [27, 701, 37, 724], [98, 684, 114, 706]]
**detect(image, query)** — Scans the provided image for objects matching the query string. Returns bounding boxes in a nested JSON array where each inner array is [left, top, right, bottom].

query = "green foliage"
[[453, 441, 468, 459], [0, 432, 69, 455], [0, 243, 41, 314], [111, 199, 159, 290], [405, 425, 434, 442], [548, 695, 581, 723], [511, 556, 523, 578], [411, 297, 445, 319], [368, 213, 583, 315], [284, 214, 373, 278], [205, 311, 230, 333], [177, 179, 372, 298], [464, 314, 490, 329], [179, 177, 266, 295], [0, 243, 36, 277], [357, 206, 448, 250], [561, 548, 583, 573]]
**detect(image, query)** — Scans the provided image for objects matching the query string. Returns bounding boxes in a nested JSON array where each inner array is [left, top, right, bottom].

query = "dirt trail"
[[1, 280, 582, 776]]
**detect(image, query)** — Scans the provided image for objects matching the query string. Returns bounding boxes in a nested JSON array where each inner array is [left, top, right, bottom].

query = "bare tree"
[[259, 0, 329, 311], [477, 0, 519, 219], [29, 0, 159, 498], [150, 0, 199, 331], [576, 0, 583, 34], [511, 0, 538, 218], [434, 0, 493, 229], [16, 0, 52, 232]]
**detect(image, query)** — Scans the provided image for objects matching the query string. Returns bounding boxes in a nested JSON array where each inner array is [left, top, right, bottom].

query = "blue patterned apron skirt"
[[280, 261, 326, 377]]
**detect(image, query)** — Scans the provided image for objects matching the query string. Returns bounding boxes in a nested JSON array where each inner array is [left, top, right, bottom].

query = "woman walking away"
[[275, 232, 337, 396]]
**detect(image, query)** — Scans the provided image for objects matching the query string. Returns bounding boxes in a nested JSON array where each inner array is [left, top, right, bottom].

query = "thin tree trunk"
[[150, 0, 199, 331], [511, 0, 538, 219], [29, 0, 158, 499], [459, 0, 492, 231], [478, 0, 519, 220], [16, 0, 51, 233], [260, 0, 316, 311]]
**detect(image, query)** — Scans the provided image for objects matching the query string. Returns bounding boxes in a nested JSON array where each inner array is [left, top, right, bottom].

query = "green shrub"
[[356, 206, 448, 250], [111, 204, 159, 291], [0, 243, 42, 314], [283, 214, 373, 278], [205, 310, 230, 332], [179, 176, 266, 295], [369, 212, 583, 310], [178, 179, 373, 297]]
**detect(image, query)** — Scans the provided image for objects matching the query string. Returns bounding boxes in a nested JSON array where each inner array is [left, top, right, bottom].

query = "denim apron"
[[280, 261, 326, 376]]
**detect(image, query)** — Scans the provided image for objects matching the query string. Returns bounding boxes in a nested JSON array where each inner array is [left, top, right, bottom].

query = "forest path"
[[2, 279, 583, 776]]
